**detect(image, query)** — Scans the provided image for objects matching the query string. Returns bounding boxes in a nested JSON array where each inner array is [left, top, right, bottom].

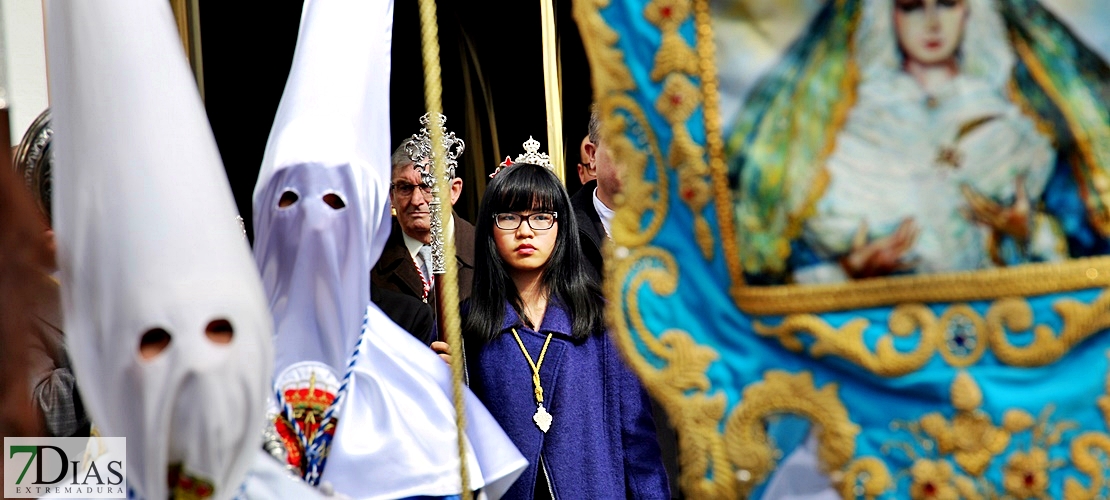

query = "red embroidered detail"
[[273, 382, 339, 475], [282, 385, 337, 441], [274, 417, 304, 471], [169, 465, 216, 500]]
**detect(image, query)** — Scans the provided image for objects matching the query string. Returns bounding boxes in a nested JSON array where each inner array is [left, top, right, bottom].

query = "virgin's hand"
[[960, 177, 1031, 242], [431, 341, 451, 364], [841, 218, 919, 279]]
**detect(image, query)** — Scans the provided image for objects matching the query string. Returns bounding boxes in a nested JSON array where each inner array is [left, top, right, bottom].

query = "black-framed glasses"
[[391, 182, 433, 197], [493, 212, 558, 231]]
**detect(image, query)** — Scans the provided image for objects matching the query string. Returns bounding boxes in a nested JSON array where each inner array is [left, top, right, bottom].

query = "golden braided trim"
[[734, 256, 1110, 315], [604, 95, 669, 248], [646, 15, 715, 260], [606, 245, 735, 497], [643, 0, 690, 31], [651, 31, 699, 81], [573, 0, 635, 93], [986, 292, 1110, 366], [753, 304, 937, 377], [723, 370, 859, 497], [1065, 432, 1110, 500], [887, 373, 1083, 498], [692, 0, 744, 281], [755, 292, 1110, 377], [576, 0, 672, 252], [1099, 356, 1110, 429], [838, 457, 894, 500], [656, 74, 701, 125], [656, 74, 714, 258], [643, 0, 718, 262]]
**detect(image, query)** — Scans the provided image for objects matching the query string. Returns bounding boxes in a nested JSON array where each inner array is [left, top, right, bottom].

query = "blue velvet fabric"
[[465, 301, 670, 499]]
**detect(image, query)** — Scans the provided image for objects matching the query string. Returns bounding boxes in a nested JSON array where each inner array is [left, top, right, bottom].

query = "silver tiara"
[[405, 112, 465, 182], [491, 136, 553, 178]]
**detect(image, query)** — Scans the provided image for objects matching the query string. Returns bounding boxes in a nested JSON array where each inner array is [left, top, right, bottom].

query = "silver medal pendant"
[[533, 404, 552, 433]]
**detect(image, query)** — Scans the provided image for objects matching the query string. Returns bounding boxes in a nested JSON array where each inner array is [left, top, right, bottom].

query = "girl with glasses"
[[463, 162, 669, 499]]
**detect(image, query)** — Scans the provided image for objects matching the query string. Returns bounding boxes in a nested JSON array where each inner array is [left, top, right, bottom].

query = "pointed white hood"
[[253, 0, 393, 377], [252, 0, 525, 497], [46, 0, 273, 498]]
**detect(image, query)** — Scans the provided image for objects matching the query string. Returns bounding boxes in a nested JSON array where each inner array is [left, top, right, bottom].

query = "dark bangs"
[[485, 163, 563, 215]]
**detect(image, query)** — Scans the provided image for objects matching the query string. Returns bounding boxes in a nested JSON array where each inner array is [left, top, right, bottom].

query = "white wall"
[[0, 0, 48, 146]]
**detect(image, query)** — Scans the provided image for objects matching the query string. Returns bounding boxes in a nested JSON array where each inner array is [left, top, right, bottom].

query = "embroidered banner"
[[576, 0, 1110, 496]]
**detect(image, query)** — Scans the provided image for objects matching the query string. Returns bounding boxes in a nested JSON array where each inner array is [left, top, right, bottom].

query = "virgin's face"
[[493, 211, 559, 275], [893, 0, 967, 65]]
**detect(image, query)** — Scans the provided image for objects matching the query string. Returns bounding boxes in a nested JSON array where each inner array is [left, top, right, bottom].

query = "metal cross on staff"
[[405, 112, 465, 341]]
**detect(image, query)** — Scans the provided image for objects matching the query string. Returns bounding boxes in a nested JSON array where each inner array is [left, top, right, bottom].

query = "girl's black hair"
[[464, 163, 604, 342]]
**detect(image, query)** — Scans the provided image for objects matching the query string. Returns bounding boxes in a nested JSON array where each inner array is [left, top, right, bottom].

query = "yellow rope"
[[510, 328, 554, 404], [416, 0, 471, 498]]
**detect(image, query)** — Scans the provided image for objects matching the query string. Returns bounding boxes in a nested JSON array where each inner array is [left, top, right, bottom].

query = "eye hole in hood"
[[322, 192, 346, 210], [205, 319, 234, 344], [278, 190, 300, 208], [139, 327, 172, 360]]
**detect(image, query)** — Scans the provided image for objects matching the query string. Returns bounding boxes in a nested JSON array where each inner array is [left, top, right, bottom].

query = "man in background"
[[572, 105, 623, 280], [372, 138, 475, 338], [574, 103, 683, 498], [577, 135, 597, 185], [12, 109, 89, 438]]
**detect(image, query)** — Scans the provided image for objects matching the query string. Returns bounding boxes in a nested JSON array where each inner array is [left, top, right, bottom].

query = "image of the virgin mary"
[[725, 0, 1110, 285]]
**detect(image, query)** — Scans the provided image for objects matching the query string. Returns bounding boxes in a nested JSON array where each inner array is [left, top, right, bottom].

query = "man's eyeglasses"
[[391, 182, 433, 198], [493, 212, 558, 231]]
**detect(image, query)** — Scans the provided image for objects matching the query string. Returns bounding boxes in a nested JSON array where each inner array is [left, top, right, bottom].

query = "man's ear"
[[449, 178, 464, 205], [583, 142, 597, 164]]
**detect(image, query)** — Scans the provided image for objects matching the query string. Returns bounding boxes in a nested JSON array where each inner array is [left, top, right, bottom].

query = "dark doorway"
[[200, 0, 592, 239]]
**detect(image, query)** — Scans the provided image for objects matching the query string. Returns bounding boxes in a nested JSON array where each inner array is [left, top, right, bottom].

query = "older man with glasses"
[[371, 138, 476, 344]]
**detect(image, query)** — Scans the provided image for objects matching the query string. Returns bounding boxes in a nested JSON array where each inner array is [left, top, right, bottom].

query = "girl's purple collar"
[[500, 298, 573, 336]]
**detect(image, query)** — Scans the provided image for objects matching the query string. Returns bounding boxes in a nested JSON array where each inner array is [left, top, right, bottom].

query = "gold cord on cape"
[[511, 327, 555, 432]]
